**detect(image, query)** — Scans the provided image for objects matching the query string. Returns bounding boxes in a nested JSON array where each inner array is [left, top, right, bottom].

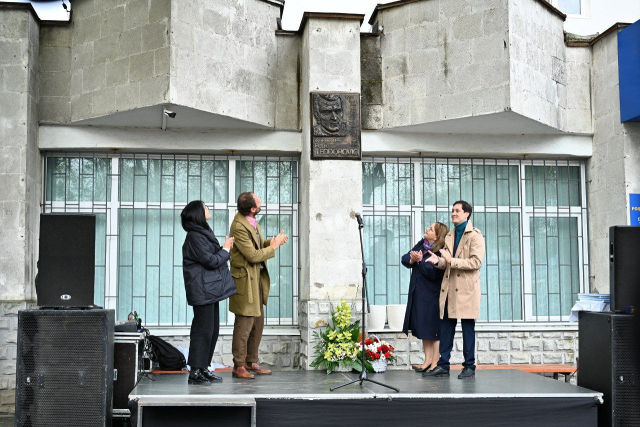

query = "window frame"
[[42, 152, 300, 329], [362, 156, 589, 325], [549, 0, 591, 18]]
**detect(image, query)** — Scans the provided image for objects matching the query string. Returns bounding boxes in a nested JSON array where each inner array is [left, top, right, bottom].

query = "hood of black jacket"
[[182, 221, 216, 242]]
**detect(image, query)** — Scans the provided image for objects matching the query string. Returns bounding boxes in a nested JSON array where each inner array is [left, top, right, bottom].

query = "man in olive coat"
[[424, 200, 485, 379], [229, 192, 287, 379]]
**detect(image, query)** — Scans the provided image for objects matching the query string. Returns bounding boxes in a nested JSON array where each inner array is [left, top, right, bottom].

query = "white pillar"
[[298, 14, 364, 368]]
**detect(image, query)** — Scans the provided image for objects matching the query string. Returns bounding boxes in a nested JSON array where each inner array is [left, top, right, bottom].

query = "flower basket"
[[309, 300, 363, 375], [359, 334, 396, 373], [371, 358, 388, 373]]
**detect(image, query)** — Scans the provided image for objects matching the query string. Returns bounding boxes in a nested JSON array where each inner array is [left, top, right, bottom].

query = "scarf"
[[246, 215, 258, 230], [453, 220, 468, 255]]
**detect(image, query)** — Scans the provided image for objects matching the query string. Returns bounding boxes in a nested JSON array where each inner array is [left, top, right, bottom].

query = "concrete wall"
[[587, 31, 640, 292], [274, 34, 300, 130], [361, 35, 382, 129], [38, 125, 302, 152], [373, 0, 511, 129], [0, 7, 40, 414], [169, 0, 283, 128], [39, 0, 171, 123], [388, 330, 577, 367], [37, 0, 299, 128], [0, 8, 40, 304], [298, 16, 364, 368], [165, 333, 301, 370], [370, 0, 592, 134], [302, 301, 578, 374], [509, 0, 569, 132], [0, 302, 35, 415], [362, 130, 592, 157], [564, 46, 592, 134]]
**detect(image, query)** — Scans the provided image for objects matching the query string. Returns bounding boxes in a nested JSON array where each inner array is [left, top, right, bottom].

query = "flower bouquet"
[[310, 300, 363, 374], [359, 336, 396, 372]]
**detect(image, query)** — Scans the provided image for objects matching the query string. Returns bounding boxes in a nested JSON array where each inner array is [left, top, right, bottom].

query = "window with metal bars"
[[362, 157, 589, 323], [42, 153, 299, 327]]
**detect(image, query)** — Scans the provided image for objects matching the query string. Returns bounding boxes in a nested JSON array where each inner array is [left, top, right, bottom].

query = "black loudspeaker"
[[15, 309, 115, 427], [578, 312, 640, 427], [37, 214, 96, 308], [609, 226, 640, 313]]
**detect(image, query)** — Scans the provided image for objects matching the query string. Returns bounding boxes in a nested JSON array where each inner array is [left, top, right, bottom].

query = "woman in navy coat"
[[402, 222, 449, 372]]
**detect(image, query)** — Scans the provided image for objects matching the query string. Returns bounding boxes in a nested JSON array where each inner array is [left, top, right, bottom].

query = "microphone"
[[355, 212, 364, 227]]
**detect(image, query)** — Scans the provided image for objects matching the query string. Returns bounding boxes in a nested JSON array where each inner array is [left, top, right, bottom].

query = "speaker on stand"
[[36, 214, 97, 308], [16, 213, 116, 426]]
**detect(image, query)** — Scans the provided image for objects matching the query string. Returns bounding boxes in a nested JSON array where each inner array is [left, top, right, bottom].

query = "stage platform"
[[129, 370, 602, 427]]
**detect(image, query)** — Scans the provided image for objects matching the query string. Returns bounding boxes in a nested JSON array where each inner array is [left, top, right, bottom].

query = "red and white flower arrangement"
[[358, 336, 396, 371]]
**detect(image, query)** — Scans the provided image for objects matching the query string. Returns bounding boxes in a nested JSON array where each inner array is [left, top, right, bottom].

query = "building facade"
[[1, 0, 639, 414]]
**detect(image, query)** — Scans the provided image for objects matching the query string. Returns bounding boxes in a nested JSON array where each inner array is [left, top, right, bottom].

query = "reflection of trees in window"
[[43, 154, 299, 327], [363, 158, 587, 323]]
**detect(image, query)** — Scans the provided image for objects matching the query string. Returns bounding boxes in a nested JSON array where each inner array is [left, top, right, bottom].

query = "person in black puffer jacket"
[[181, 200, 236, 385]]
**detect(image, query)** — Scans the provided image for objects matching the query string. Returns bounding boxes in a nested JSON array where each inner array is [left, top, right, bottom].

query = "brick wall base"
[[163, 334, 301, 370], [0, 301, 36, 415]]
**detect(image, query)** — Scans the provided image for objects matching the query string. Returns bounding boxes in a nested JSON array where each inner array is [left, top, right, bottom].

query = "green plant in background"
[[310, 300, 365, 374]]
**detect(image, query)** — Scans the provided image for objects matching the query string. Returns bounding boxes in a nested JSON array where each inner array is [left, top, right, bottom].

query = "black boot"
[[458, 367, 476, 379], [202, 368, 223, 383], [188, 368, 212, 385], [422, 366, 450, 377]]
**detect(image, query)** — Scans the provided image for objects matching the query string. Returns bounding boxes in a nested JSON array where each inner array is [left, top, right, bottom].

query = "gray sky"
[[280, 0, 389, 31], [0, 0, 389, 29], [0, 0, 70, 21]]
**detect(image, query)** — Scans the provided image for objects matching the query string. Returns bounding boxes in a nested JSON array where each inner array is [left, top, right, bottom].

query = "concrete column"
[[0, 6, 40, 414], [298, 14, 364, 368], [0, 7, 40, 303], [588, 31, 640, 293]]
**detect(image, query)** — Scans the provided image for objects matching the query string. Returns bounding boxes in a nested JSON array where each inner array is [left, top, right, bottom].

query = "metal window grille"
[[362, 157, 589, 323], [42, 153, 299, 327]]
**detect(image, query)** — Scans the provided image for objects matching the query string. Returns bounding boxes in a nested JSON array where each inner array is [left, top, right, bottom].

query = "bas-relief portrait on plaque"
[[310, 92, 361, 160]]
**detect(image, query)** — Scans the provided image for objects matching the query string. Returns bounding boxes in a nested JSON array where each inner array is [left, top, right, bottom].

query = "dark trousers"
[[437, 300, 476, 371], [188, 302, 220, 369]]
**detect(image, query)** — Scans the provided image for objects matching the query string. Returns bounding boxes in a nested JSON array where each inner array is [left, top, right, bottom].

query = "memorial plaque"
[[310, 92, 361, 160]]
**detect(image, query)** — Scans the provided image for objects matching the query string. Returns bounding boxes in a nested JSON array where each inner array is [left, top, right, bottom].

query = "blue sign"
[[631, 194, 640, 226], [618, 21, 640, 122]]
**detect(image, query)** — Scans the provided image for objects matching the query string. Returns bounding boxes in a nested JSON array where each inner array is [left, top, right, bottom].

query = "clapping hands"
[[269, 230, 289, 249], [409, 250, 423, 264], [425, 248, 450, 265], [425, 250, 439, 265], [223, 236, 235, 250]]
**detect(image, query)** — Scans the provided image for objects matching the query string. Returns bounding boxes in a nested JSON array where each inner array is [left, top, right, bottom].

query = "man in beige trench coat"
[[423, 200, 485, 379], [228, 192, 288, 379]]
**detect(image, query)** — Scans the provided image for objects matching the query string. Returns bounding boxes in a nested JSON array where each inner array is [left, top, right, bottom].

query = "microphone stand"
[[330, 215, 399, 393]]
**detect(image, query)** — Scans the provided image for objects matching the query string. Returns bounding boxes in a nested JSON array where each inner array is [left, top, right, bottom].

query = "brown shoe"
[[245, 362, 272, 375], [232, 365, 255, 379]]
